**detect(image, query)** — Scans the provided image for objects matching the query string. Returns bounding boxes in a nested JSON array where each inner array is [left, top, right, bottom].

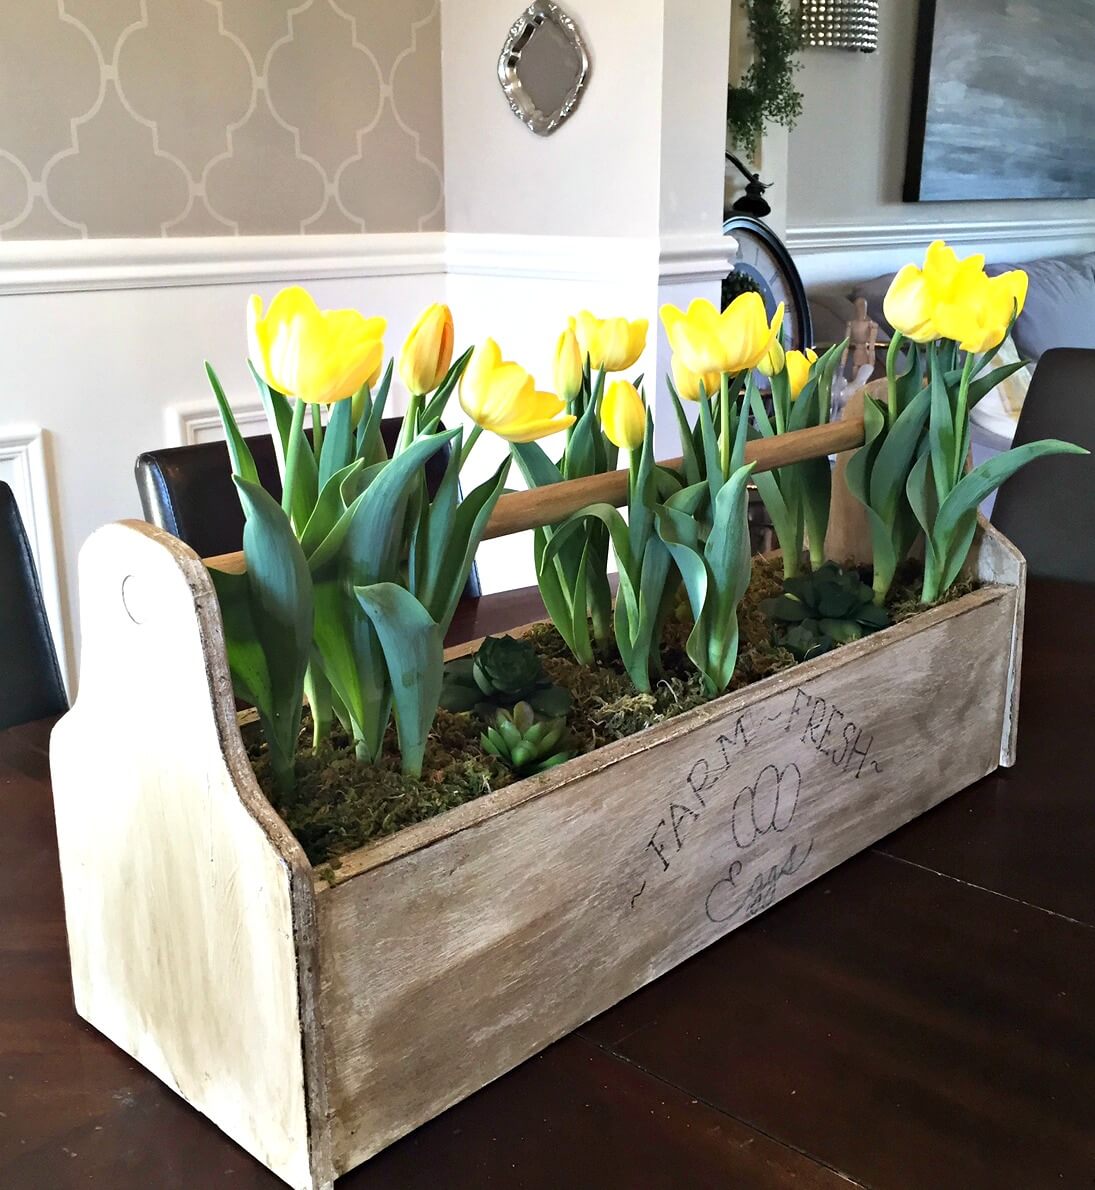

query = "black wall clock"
[[721, 215, 813, 353]]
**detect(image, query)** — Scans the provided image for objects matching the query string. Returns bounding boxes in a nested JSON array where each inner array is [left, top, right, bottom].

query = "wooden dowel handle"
[[204, 416, 866, 575]]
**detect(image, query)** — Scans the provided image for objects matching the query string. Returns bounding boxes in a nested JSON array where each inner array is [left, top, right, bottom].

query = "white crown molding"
[[445, 232, 656, 281], [445, 231, 736, 282], [786, 215, 1095, 254], [0, 229, 739, 294], [0, 426, 70, 692], [0, 233, 448, 296]]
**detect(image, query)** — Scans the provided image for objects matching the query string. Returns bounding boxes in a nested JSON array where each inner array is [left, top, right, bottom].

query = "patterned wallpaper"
[[0, 0, 444, 239]]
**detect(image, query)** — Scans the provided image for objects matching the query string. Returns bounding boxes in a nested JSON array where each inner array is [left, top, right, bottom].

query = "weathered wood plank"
[[316, 582, 1016, 1173], [49, 521, 334, 1190], [972, 519, 1026, 766]]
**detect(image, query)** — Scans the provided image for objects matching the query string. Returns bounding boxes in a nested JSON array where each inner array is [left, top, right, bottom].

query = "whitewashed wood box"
[[50, 516, 1024, 1190]]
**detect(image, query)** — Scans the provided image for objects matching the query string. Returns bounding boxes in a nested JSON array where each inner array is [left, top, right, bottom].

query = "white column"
[[440, 0, 737, 585]]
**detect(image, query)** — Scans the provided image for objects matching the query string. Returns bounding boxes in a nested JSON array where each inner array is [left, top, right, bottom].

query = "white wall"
[[441, 0, 665, 237], [785, 0, 1095, 287]]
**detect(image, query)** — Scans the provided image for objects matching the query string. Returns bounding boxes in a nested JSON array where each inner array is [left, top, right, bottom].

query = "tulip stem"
[[281, 397, 308, 527], [310, 404, 324, 459], [397, 392, 424, 455], [719, 372, 731, 480], [459, 424, 483, 468], [885, 332, 903, 426], [952, 351, 976, 483]]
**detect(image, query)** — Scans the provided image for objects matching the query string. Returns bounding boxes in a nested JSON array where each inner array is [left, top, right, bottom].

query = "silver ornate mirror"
[[498, 2, 590, 136]]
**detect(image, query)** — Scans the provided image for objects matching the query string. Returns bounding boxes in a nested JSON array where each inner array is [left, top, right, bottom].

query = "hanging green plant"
[[727, 0, 803, 157]]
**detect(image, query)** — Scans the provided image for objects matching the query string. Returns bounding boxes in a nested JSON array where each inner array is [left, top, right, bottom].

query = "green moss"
[[248, 555, 976, 868]]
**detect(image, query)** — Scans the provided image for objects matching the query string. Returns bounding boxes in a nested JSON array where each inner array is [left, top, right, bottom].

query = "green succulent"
[[440, 634, 571, 719], [481, 701, 576, 776], [761, 562, 891, 661]]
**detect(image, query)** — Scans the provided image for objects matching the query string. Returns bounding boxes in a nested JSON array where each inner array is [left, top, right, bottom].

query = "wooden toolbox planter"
[[51, 446, 1025, 1188]]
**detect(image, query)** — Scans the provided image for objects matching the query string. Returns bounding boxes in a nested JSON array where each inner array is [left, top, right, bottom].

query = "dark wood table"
[[3, 579, 1094, 1189]]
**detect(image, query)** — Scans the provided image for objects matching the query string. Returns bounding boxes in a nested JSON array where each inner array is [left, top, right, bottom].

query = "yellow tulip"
[[670, 353, 722, 402], [571, 311, 648, 372], [933, 268, 1029, 354], [459, 338, 575, 443], [554, 326, 584, 404], [785, 348, 818, 399], [884, 240, 1028, 352], [399, 303, 454, 396], [601, 380, 646, 450], [883, 263, 938, 343], [247, 286, 386, 405], [660, 293, 783, 376]]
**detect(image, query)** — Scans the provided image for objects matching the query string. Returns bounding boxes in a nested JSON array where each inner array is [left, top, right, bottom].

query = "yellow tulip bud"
[[601, 380, 646, 451], [459, 338, 575, 443], [785, 348, 818, 399], [399, 303, 454, 396], [670, 353, 722, 402], [571, 311, 647, 372], [660, 294, 782, 376], [757, 336, 786, 378], [554, 326, 584, 404], [247, 287, 386, 406]]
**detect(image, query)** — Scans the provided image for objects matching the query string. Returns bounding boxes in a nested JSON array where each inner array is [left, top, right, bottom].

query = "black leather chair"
[[0, 482, 68, 730], [992, 347, 1095, 584], [135, 418, 481, 595]]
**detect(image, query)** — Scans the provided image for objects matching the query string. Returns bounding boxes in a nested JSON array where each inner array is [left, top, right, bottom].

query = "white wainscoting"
[[0, 427, 70, 691], [168, 402, 268, 447], [0, 234, 448, 296], [788, 216, 1095, 288]]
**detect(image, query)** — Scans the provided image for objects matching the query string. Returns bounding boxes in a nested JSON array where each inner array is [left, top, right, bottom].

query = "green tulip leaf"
[[928, 348, 957, 504], [667, 380, 702, 487], [206, 363, 259, 489], [343, 429, 459, 586], [936, 438, 1089, 557], [356, 360, 392, 465], [232, 476, 313, 787], [318, 397, 354, 490], [354, 583, 443, 779], [868, 384, 931, 522], [209, 566, 273, 716], [299, 458, 364, 562]]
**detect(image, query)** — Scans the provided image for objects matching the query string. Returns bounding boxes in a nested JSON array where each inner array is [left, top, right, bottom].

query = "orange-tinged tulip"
[[459, 338, 575, 443], [601, 380, 646, 450], [571, 311, 647, 372], [554, 326, 584, 404], [399, 303, 454, 395], [660, 294, 782, 376], [248, 286, 386, 405], [670, 353, 722, 402], [785, 348, 818, 399]]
